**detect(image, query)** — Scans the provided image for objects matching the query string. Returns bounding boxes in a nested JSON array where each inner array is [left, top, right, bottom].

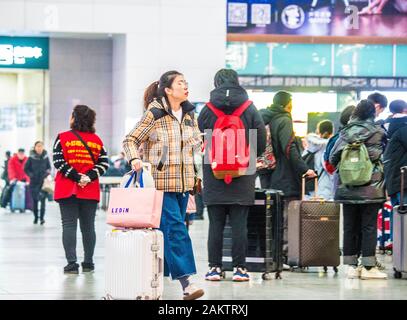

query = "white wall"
[[0, 0, 227, 153], [0, 74, 17, 105], [49, 38, 113, 150]]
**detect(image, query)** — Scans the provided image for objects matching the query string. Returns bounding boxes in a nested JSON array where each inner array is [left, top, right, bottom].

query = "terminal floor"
[[0, 202, 405, 300]]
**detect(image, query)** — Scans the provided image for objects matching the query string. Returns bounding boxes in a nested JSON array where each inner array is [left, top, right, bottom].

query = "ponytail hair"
[[143, 70, 183, 110], [144, 81, 159, 110]]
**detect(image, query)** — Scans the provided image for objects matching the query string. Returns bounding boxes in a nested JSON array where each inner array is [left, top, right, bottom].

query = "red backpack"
[[206, 100, 252, 184]]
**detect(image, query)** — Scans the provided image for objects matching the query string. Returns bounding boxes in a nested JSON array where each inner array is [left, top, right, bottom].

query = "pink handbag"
[[186, 195, 196, 214], [107, 170, 164, 229]]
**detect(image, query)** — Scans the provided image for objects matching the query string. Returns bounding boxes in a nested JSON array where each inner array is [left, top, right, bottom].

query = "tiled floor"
[[0, 202, 405, 300]]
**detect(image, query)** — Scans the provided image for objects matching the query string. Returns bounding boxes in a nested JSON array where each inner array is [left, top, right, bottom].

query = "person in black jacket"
[[259, 91, 316, 259], [260, 91, 316, 197], [198, 69, 266, 282], [1, 151, 11, 186], [384, 122, 407, 216], [24, 141, 51, 225], [330, 100, 387, 280], [384, 99, 407, 139]]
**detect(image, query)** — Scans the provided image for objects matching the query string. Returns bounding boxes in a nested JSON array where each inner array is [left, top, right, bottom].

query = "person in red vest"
[[53, 105, 109, 274], [8, 148, 30, 184]]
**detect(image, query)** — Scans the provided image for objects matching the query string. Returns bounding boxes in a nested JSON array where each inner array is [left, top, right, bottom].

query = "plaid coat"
[[123, 98, 201, 193]]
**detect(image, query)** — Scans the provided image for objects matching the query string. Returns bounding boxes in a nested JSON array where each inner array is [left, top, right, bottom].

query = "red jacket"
[[54, 130, 106, 202], [8, 155, 30, 182]]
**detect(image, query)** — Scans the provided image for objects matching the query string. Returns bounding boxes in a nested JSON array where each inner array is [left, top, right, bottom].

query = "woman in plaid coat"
[[123, 70, 204, 300]]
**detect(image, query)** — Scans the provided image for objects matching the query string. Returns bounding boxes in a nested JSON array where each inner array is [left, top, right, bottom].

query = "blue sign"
[[0, 37, 49, 69]]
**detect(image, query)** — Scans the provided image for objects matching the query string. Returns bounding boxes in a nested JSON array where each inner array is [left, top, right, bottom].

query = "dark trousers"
[[343, 203, 381, 267], [59, 197, 98, 264], [207, 205, 249, 268], [31, 187, 46, 220], [195, 192, 204, 217]]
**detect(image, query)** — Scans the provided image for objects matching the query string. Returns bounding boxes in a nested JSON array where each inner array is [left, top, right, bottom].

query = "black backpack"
[[302, 150, 316, 170]]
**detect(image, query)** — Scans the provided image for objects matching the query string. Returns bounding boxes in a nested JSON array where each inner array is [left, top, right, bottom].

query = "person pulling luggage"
[[123, 71, 204, 300]]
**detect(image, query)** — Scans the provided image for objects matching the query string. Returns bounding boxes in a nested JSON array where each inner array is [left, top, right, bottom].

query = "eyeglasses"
[[179, 80, 189, 87]]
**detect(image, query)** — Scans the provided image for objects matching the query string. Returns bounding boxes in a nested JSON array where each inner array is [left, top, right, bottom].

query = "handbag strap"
[[124, 170, 144, 189], [70, 130, 96, 164]]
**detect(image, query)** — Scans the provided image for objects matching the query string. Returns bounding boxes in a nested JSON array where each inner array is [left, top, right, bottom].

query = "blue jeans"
[[159, 192, 197, 280]]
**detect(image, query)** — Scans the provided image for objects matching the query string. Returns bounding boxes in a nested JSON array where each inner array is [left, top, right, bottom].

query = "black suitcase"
[[1, 184, 13, 208], [222, 189, 284, 280]]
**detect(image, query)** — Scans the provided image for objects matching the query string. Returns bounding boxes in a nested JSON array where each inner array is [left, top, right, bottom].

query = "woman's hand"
[[78, 174, 91, 188], [131, 159, 143, 172]]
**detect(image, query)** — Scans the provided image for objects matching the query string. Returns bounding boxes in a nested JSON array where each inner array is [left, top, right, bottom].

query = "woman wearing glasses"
[[123, 71, 204, 300]]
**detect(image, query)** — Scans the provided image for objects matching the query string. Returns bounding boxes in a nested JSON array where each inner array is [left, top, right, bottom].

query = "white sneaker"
[[360, 267, 388, 280], [347, 265, 362, 279], [183, 284, 204, 300]]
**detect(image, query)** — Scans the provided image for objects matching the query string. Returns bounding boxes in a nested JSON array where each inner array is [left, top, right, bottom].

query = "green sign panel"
[[0, 37, 49, 69], [227, 42, 407, 78], [334, 44, 393, 77], [271, 43, 331, 76], [396, 45, 407, 77]]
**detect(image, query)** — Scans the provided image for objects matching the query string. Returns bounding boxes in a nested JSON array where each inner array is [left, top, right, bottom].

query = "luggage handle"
[[400, 166, 407, 214], [301, 173, 322, 201]]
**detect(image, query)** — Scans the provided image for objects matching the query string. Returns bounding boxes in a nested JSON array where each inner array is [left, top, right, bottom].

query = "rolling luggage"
[[10, 182, 26, 213], [222, 189, 285, 280], [1, 184, 13, 208], [288, 176, 340, 272], [105, 229, 164, 300], [393, 166, 407, 279]]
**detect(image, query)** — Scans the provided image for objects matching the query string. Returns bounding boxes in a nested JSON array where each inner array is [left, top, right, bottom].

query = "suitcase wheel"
[[333, 267, 339, 274], [262, 273, 273, 281], [323, 266, 328, 273], [275, 272, 282, 280], [394, 270, 402, 279]]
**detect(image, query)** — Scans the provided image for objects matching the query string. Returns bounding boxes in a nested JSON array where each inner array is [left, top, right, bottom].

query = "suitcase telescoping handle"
[[400, 166, 407, 213], [301, 173, 318, 201]]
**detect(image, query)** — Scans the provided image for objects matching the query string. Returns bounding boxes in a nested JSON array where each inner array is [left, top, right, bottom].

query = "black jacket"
[[385, 115, 407, 139], [1, 159, 9, 182], [198, 85, 266, 206], [330, 118, 386, 203], [260, 104, 310, 198], [24, 150, 51, 188], [384, 124, 407, 196]]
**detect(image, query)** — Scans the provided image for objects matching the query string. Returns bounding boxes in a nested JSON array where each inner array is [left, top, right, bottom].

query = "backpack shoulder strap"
[[232, 100, 252, 117], [206, 102, 225, 118]]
